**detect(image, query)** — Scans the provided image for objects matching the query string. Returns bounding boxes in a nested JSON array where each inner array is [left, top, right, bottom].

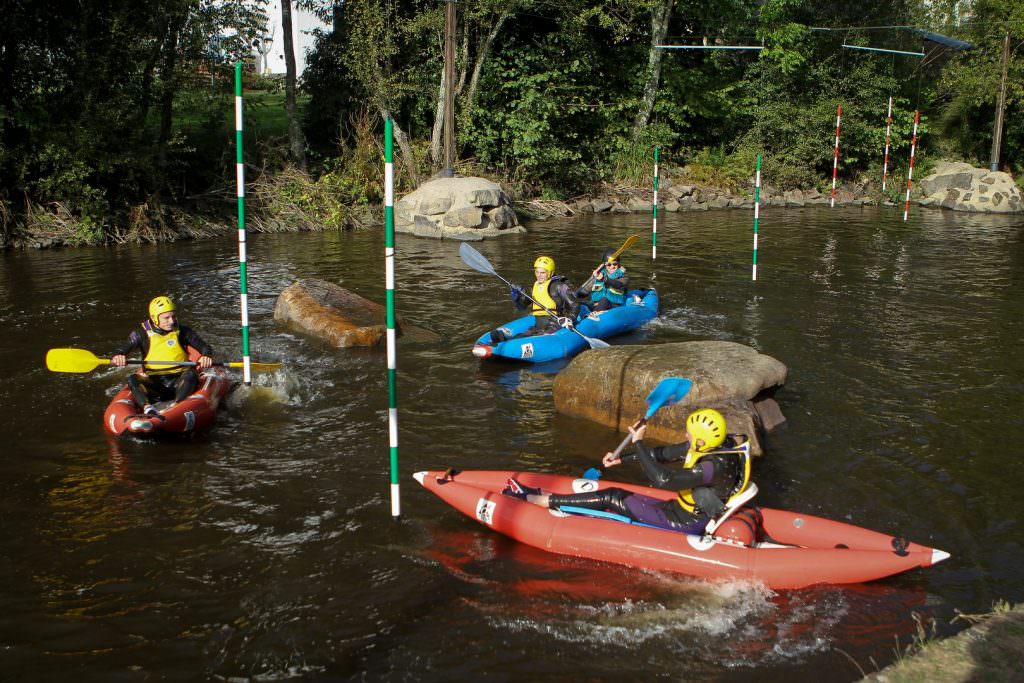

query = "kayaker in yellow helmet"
[[505, 408, 753, 534], [489, 255, 579, 343], [110, 295, 215, 416], [576, 248, 630, 312]]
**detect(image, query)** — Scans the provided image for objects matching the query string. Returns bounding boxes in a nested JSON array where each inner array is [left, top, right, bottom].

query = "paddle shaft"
[[112, 359, 277, 371], [609, 417, 647, 459]]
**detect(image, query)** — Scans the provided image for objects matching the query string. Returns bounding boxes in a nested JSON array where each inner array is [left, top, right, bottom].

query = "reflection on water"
[[1, 206, 1023, 680]]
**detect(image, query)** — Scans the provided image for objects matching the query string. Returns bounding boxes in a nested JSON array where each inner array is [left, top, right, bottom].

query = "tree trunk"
[[157, 13, 185, 178], [463, 12, 508, 120], [281, 0, 308, 171], [429, 67, 445, 168], [631, 0, 673, 137]]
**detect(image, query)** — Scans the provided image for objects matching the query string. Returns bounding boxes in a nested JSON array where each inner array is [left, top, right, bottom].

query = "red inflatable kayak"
[[103, 366, 232, 437], [414, 469, 950, 590]]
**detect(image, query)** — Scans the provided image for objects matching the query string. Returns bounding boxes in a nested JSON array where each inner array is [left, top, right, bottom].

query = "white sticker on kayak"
[[571, 478, 600, 494], [184, 411, 195, 431], [520, 343, 534, 359], [476, 498, 496, 525], [687, 534, 716, 551]]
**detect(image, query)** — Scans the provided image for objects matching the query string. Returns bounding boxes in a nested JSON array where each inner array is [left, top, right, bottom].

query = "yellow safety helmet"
[[534, 256, 555, 274], [148, 295, 177, 327], [686, 408, 727, 452]]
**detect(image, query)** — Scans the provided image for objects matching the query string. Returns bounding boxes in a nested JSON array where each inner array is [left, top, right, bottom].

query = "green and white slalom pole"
[[234, 61, 252, 385], [752, 154, 761, 281], [384, 117, 400, 517], [651, 146, 659, 277]]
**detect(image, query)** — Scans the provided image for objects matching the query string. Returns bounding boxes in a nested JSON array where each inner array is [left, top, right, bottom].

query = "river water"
[[2, 206, 1022, 681]]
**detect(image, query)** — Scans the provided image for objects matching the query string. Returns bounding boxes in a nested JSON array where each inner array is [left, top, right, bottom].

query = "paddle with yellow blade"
[[46, 348, 282, 374], [578, 234, 639, 293]]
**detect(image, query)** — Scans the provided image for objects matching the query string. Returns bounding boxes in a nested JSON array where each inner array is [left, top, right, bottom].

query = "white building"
[[256, 1, 331, 77]]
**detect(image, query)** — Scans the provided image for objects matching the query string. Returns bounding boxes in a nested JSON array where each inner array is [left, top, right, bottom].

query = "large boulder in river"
[[274, 279, 439, 347], [917, 161, 1024, 213], [395, 177, 527, 240], [553, 341, 787, 456]]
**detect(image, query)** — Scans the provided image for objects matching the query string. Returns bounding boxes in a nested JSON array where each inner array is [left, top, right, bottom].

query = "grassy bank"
[[861, 602, 1024, 682]]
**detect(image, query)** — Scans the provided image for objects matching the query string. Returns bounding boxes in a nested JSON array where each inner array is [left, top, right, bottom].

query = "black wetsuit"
[[114, 324, 214, 408], [546, 438, 745, 533]]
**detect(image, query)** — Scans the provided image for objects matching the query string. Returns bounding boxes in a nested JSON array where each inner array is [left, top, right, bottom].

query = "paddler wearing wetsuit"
[[489, 255, 580, 343], [504, 408, 752, 533], [111, 296, 214, 416]]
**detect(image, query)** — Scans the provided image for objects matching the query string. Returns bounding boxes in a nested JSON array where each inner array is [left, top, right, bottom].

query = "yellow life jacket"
[[142, 321, 188, 375], [531, 279, 558, 318], [676, 438, 752, 514]]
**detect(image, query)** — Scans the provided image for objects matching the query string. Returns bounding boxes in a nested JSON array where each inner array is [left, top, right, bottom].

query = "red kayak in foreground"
[[103, 367, 232, 437], [414, 469, 950, 590]]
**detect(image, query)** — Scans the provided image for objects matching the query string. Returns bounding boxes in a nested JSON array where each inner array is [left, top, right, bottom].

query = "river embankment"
[[862, 602, 1024, 682], [9, 160, 1021, 250]]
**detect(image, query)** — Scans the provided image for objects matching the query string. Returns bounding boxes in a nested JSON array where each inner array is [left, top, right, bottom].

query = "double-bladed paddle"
[[458, 243, 610, 350], [45, 348, 282, 374], [579, 234, 639, 293]]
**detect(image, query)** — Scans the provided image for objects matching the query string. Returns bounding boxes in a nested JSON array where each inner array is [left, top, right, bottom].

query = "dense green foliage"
[[2, 0, 1022, 244]]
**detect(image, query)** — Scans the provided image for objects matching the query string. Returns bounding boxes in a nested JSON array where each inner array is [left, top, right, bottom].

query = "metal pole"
[[443, 0, 456, 174], [752, 154, 761, 281], [384, 117, 400, 517], [904, 110, 920, 222], [235, 62, 252, 385], [990, 31, 1011, 172], [830, 105, 842, 208], [882, 96, 893, 192]]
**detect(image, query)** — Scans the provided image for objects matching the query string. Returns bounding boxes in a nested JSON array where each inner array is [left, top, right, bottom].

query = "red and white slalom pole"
[[903, 110, 920, 222], [830, 105, 842, 207], [882, 96, 893, 192]]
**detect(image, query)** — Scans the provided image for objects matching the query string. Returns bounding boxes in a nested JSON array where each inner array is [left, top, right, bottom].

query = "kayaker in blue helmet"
[[111, 295, 215, 416], [489, 255, 579, 343], [577, 248, 630, 312], [504, 408, 753, 534]]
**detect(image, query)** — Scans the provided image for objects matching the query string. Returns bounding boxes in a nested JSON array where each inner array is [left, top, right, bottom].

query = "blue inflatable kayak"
[[472, 288, 659, 363]]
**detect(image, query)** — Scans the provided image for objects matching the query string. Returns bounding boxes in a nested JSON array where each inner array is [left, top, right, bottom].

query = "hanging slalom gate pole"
[[384, 117, 400, 517], [234, 62, 252, 385], [903, 110, 920, 222], [752, 154, 761, 281], [882, 96, 893, 192], [830, 105, 842, 207], [652, 146, 659, 269]]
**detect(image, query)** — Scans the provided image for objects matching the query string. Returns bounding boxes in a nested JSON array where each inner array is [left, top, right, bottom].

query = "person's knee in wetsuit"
[[547, 487, 634, 517]]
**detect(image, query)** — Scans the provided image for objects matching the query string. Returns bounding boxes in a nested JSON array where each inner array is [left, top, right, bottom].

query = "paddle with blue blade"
[[585, 376, 694, 479], [458, 242, 610, 350]]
